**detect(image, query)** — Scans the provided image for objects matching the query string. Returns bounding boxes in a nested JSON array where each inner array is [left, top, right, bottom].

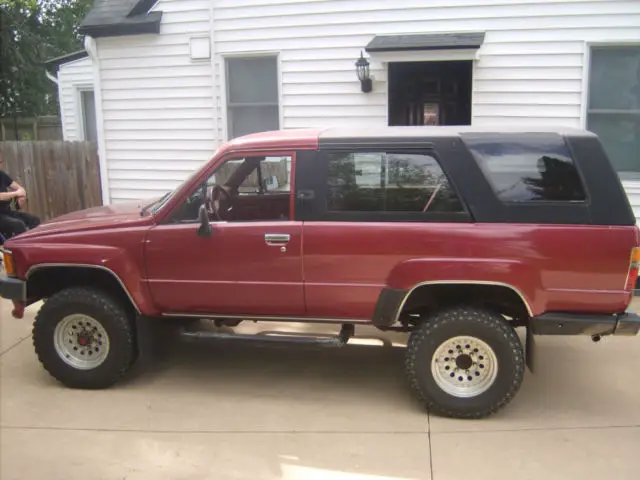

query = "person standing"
[[0, 151, 40, 238]]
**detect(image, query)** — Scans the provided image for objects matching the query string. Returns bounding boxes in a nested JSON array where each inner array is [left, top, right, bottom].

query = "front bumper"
[[530, 311, 640, 337], [0, 275, 26, 302]]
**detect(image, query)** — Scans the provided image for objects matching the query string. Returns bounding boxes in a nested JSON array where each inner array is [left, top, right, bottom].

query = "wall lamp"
[[355, 51, 372, 93]]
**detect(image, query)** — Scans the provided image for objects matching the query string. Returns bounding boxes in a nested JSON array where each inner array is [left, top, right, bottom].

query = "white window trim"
[[219, 51, 282, 142]]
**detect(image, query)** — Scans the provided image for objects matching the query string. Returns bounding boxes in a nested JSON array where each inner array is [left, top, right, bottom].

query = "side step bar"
[[180, 324, 355, 348]]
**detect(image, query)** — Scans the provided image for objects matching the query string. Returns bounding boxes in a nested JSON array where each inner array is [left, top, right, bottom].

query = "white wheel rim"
[[431, 336, 498, 398], [53, 314, 110, 370]]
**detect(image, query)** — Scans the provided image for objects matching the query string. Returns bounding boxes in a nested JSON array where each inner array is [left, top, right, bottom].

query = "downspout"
[[85, 36, 111, 206], [45, 71, 58, 85], [45, 69, 67, 140]]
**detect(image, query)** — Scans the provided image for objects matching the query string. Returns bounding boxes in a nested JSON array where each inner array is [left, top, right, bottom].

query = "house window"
[[226, 56, 279, 139], [587, 46, 640, 174], [80, 90, 97, 142]]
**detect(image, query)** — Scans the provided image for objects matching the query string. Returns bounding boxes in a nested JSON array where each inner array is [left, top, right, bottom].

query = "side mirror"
[[197, 204, 212, 237]]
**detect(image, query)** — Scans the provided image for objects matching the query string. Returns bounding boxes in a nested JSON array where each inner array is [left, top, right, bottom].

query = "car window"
[[463, 134, 586, 202], [326, 152, 464, 213], [170, 155, 292, 223]]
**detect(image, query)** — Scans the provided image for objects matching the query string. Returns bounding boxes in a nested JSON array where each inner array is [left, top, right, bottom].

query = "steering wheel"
[[207, 185, 233, 220]]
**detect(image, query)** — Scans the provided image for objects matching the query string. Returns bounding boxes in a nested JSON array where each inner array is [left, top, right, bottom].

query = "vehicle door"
[[295, 144, 470, 320], [145, 152, 304, 316]]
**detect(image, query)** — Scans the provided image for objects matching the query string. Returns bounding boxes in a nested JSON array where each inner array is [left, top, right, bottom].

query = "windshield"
[[141, 152, 220, 216]]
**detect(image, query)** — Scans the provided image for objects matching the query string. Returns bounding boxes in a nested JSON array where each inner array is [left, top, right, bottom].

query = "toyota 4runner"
[[1, 126, 639, 419]]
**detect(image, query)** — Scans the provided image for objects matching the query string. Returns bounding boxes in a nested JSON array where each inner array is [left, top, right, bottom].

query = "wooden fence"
[[1, 116, 63, 141], [0, 141, 102, 221]]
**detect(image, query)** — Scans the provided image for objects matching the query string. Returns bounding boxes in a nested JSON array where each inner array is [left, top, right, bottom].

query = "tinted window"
[[326, 152, 463, 213], [464, 135, 586, 202]]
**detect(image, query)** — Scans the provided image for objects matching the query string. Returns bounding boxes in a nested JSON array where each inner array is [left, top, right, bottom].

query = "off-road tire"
[[33, 287, 137, 389], [405, 306, 525, 419]]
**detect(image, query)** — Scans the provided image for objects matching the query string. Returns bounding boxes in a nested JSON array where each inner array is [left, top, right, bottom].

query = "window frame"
[[165, 150, 296, 225], [584, 43, 640, 177], [310, 146, 472, 223], [223, 54, 281, 141]]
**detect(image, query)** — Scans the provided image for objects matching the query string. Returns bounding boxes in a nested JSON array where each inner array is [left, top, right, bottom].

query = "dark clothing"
[[0, 210, 40, 238], [0, 170, 40, 239], [0, 211, 40, 239], [0, 171, 13, 213]]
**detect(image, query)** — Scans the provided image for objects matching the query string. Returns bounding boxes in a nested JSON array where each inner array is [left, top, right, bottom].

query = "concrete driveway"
[[1, 300, 640, 480]]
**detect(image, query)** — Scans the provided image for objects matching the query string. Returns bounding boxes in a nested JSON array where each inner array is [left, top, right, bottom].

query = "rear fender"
[[373, 258, 539, 327]]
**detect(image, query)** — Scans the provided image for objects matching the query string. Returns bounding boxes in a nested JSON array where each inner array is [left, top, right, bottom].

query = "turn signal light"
[[2, 251, 15, 277], [625, 247, 640, 291]]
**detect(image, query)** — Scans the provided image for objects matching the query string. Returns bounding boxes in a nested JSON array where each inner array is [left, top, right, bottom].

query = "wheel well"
[[400, 283, 530, 325], [27, 267, 138, 318]]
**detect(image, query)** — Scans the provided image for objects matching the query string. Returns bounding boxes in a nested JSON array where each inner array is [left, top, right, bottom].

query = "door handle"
[[265, 233, 290, 245]]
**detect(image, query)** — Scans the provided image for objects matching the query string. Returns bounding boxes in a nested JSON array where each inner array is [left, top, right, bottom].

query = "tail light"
[[625, 247, 640, 291]]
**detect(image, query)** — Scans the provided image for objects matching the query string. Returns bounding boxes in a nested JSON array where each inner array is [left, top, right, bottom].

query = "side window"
[[326, 152, 463, 213], [171, 155, 292, 223], [464, 135, 586, 202]]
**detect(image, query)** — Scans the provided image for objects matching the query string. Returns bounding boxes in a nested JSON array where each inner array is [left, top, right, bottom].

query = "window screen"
[[464, 134, 586, 202], [80, 90, 97, 142], [226, 57, 279, 139], [587, 46, 640, 174], [326, 152, 463, 213]]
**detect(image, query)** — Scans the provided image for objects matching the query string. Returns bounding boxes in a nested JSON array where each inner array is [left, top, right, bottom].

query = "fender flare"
[[26, 263, 146, 314], [372, 280, 534, 328]]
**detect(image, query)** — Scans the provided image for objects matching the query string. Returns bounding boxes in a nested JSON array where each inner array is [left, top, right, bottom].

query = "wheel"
[[33, 287, 137, 389], [405, 306, 525, 419]]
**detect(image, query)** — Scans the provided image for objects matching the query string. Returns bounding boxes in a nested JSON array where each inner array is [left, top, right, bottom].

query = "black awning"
[[365, 32, 485, 53]]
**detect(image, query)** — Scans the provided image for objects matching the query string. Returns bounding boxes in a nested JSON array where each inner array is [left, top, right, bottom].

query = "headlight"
[[2, 250, 15, 277]]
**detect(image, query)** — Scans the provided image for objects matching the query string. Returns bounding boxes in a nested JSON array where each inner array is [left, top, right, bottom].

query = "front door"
[[145, 153, 304, 316]]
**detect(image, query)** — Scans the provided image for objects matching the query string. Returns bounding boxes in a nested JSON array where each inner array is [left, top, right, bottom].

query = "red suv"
[[1, 126, 639, 418]]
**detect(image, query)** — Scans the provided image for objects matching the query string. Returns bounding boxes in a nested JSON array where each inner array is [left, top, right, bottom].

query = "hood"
[[15, 199, 156, 239]]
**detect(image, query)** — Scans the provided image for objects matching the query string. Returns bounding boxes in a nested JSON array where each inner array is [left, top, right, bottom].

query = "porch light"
[[355, 51, 372, 93]]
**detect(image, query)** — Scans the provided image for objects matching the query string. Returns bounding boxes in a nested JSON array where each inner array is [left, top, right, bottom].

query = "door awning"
[[365, 32, 485, 53]]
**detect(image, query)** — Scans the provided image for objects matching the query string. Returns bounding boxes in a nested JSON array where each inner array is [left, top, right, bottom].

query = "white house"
[[48, 0, 640, 220]]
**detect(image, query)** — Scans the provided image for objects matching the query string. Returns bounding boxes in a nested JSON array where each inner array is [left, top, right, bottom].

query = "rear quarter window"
[[463, 134, 586, 202]]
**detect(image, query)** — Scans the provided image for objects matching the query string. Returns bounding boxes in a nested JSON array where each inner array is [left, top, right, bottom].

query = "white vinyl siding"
[[83, 0, 640, 212], [212, 0, 640, 131], [57, 57, 93, 141], [94, 0, 216, 203]]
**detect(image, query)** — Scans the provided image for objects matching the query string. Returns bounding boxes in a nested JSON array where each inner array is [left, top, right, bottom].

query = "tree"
[[0, 0, 94, 127]]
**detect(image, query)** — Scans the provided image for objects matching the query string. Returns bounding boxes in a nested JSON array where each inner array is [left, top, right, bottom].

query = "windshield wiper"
[[140, 192, 170, 217]]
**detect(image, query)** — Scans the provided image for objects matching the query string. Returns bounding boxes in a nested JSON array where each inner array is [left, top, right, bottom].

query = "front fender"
[[13, 242, 157, 316]]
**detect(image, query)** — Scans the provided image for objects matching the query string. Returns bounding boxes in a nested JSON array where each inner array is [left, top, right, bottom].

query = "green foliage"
[[0, 0, 94, 118]]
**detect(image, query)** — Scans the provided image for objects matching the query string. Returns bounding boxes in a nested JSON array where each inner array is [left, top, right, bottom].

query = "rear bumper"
[[0, 275, 26, 302], [531, 312, 640, 337]]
